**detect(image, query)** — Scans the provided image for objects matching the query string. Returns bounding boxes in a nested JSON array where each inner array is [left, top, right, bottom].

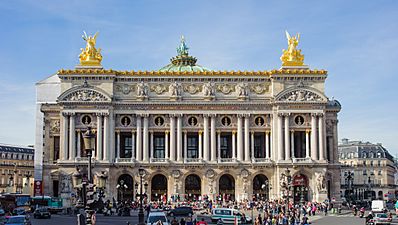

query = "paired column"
[[61, 113, 69, 161], [210, 115, 217, 162], [96, 114, 103, 160], [217, 130, 221, 161], [277, 113, 284, 161], [284, 114, 290, 160], [165, 131, 169, 160], [305, 130, 310, 158], [69, 113, 76, 160], [116, 131, 121, 159], [310, 114, 318, 160], [232, 131, 236, 159], [135, 115, 142, 161], [169, 115, 176, 161], [203, 115, 210, 161], [251, 131, 255, 159], [103, 114, 110, 161], [143, 115, 149, 162], [318, 114, 325, 161], [237, 115, 243, 161], [198, 130, 203, 159], [131, 131, 136, 161], [290, 131, 295, 158], [150, 131, 154, 160], [244, 115, 250, 162], [265, 131, 270, 159], [176, 115, 183, 162], [184, 131, 188, 160], [77, 130, 81, 158]]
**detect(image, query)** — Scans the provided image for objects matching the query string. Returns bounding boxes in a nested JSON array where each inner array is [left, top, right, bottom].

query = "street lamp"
[[366, 171, 375, 200], [138, 167, 146, 225], [96, 171, 108, 213], [344, 171, 354, 204], [72, 167, 84, 208], [281, 168, 292, 212]]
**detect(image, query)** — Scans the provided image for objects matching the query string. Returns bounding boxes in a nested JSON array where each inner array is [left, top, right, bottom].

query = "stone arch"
[[252, 174, 270, 200], [184, 174, 202, 201], [151, 174, 168, 201], [117, 174, 134, 201], [58, 84, 112, 103], [218, 174, 235, 201], [275, 86, 328, 103]]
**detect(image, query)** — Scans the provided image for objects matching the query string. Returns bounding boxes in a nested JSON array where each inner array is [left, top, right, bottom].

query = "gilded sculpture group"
[[78, 31, 305, 67]]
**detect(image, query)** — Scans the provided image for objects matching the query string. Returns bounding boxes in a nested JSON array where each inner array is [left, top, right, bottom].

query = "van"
[[211, 208, 251, 224], [371, 200, 387, 213]]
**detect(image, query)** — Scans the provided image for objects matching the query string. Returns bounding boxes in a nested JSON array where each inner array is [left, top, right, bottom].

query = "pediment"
[[275, 88, 327, 103], [58, 86, 112, 103]]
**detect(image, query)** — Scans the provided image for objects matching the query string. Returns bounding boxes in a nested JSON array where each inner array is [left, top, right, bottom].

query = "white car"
[[147, 211, 169, 225]]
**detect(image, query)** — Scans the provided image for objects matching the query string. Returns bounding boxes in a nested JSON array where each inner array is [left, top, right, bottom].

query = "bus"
[[30, 196, 63, 213], [0, 194, 31, 213]]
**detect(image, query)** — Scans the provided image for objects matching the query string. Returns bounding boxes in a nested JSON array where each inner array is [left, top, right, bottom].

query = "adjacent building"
[[35, 32, 341, 206], [339, 138, 397, 201], [0, 143, 34, 194]]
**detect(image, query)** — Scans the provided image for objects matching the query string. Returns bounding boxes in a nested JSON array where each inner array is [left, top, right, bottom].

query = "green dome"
[[159, 36, 211, 72]]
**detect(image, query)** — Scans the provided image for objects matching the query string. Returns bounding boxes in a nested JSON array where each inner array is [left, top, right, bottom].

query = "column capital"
[[237, 114, 244, 118], [183, 130, 188, 134], [265, 130, 270, 134], [244, 113, 251, 118], [150, 130, 154, 134], [305, 129, 311, 134], [76, 129, 81, 133], [251, 131, 255, 135], [317, 112, 325, 117], [277, 112, 284, 117], [290, 130, 295, 134], [141, 113, 150, 118], [209, 114, 217, 118], [217, 130, 221, 134], [164, 130, 169, 134], [311, 113, 318, 117], [232, 130, 237, 135], [131, 130, 136, 134], [198, 130, 203, 135], [116, 129, 120, 134]]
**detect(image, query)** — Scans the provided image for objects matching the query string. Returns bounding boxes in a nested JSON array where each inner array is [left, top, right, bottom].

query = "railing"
[[292, 158, 313, 163], [252, 158, 273, 164], [184, 158, 202, 163], [116, 158, 133, 163], [75, 157, 88, 162], [218, 158, 236, 163], [150, 158, 169, 163]]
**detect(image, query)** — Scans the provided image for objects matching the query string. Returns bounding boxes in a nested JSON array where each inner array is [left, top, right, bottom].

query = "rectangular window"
[[120, 134, 132, 158], [293, 131, 306, 158], [187, 134, 198, 158], [53, 136, 60, 161], [254, 133, 265, 158], [220, 134, 232, 158], [154, 134, 165, 158]]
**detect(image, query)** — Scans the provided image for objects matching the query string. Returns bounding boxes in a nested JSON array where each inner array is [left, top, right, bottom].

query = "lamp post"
[[96, 171, 108, 213], [138, 167, 146, 225], [281, 168, 292, 213], [344, 171, 354, 204], [366, 171, 375, 200]]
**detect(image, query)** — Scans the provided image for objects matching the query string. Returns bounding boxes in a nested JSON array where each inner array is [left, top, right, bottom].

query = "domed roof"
[[159, 36, 210, 72]]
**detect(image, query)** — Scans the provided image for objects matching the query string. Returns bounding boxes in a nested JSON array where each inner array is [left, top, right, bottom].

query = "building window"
[[378, 171, 382, 175], [220, 133, 232, 158], [120, 134, 132, 158], [293, 131, 306, 158], [254, 133, 265, 158], [54, 136, 60, 161], [187, 134, 199, 158], [154, 134, 165, 158], [377, 151, 382, 158]]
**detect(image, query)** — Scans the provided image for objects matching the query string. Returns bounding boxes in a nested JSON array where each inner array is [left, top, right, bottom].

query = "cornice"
[[57, 68, 327, 76]]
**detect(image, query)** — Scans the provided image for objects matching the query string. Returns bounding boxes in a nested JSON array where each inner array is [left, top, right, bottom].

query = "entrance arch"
[[151, 174, 167, 201], [253, 174, 269, 200], [219, 174, 235, 201], [292, 174, 309, 204], [117, 174, 134, 201], [185, 174, 201, 201]]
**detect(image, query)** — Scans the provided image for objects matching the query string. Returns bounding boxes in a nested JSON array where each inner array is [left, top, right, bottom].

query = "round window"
[[295, 115, 305, 125], [255, 116, 265, 126], [121, 116, 131, 126], [81, 115, 92, 125], [221, 116, 232, 126], [154, 116, 165, 126], [188, 116, 198, 126]]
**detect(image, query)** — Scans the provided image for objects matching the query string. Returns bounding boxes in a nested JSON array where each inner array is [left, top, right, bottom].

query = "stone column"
[[305, 130, 310, 158], [77, 130, 81, 158], [131, 130, 136, 161], [291, 131, 295, 158], [169, 115, 176, 161], [198, 130, 203, 159], [217, 130, 221, 162], [310, 114, 318, 160], [237, 115, 243, 161], [109, 112, 115, 162], [284, 114, 290, 160], [332, 119, 339, 163], [165, 131, 169, 160], [135, 115, 142, 161], [184, 131, 188, 160], [69, 113, 75, 160], [277, 113, 284, 161], [96, 114, 103, 160], [232, 130, 236, 159], [116, 130, 120, 159], [251, 131, 255, 160], [177, 115, 183, 162], [143, 115, 149, 162], [150, 131, 154, 160], [210, 115, 217, 162], [244, 115, 250, 162], [203, 115, 209, 161], [103, 114, 110, 161], [265, 131, 270, 159], [318, 114, 325, 161]]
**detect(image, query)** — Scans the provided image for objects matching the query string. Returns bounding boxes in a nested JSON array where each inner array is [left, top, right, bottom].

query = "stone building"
[[0, 143, 34, 194], [35, 32, 341, 206], [339, 139, 397, 201]]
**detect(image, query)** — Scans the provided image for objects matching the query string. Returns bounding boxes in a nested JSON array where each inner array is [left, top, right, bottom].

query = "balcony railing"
[[218, 158, 236, 163], [115, 158, 133, 163], [252, 158, 273, 164], [184, 158, 202, 163], [150, 158, 169, 163], [292, 158, 313, 163]]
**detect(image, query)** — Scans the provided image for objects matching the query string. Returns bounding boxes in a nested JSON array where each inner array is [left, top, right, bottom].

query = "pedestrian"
[[180, 218, 186, 225]]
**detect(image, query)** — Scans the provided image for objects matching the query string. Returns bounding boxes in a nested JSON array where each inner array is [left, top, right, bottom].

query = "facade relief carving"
[[202, 82, 215, 100], [183, 83, 201, 94], [50, 119, 60, 134], [136, 81, 149, 99], [62, 89, 109, 102], [115, 84, 133, 95], [278, 89, 324, 102], [250, 83, 269, 94], [150, 83, 168, 95], [236, 82, 248, 99], [316, 173, 327, 192], [217, 84, 234, 95]]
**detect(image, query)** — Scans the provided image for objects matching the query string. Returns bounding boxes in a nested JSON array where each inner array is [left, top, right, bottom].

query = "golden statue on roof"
[[79, 31, 103, 66], [280, 31, 305, 66]]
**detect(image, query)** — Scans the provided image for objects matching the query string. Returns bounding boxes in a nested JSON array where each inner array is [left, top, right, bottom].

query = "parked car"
[[167, 207, 193, 217], [0, 208, 6, 225], [372, 200, 387, 213], [372, 213, 391, 225], [147, 211, 169, 225], [33, 208, 51, 219], [11, 208, 26, 216], [4, 216, 31, 225], [211, 208, 252, 224]]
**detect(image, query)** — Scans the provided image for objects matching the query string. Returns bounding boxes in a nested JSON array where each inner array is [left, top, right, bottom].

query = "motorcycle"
[[359, 211, 365, 218]]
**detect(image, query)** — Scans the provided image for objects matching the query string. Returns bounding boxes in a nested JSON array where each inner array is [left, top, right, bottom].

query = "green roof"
[[159, 36, 210, 72]]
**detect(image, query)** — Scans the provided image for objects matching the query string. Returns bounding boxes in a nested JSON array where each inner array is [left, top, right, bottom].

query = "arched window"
[[377, 152, 382, 158]]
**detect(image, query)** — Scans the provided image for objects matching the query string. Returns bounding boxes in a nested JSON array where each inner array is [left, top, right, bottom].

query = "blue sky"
[[0, 0, 397, 154]]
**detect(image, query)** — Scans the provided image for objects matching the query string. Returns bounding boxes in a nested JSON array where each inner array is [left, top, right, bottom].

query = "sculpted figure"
[[236, 83, 247, 97], [169, 82, 181, 96], [202, 82, 214, 96], [137, 81, 148, 97], [317, 173, 326, 191]]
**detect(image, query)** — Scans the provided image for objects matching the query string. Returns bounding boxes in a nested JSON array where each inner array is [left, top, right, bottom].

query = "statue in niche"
[[137, 81, 148, 97], [202, 82, 215, 97]]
